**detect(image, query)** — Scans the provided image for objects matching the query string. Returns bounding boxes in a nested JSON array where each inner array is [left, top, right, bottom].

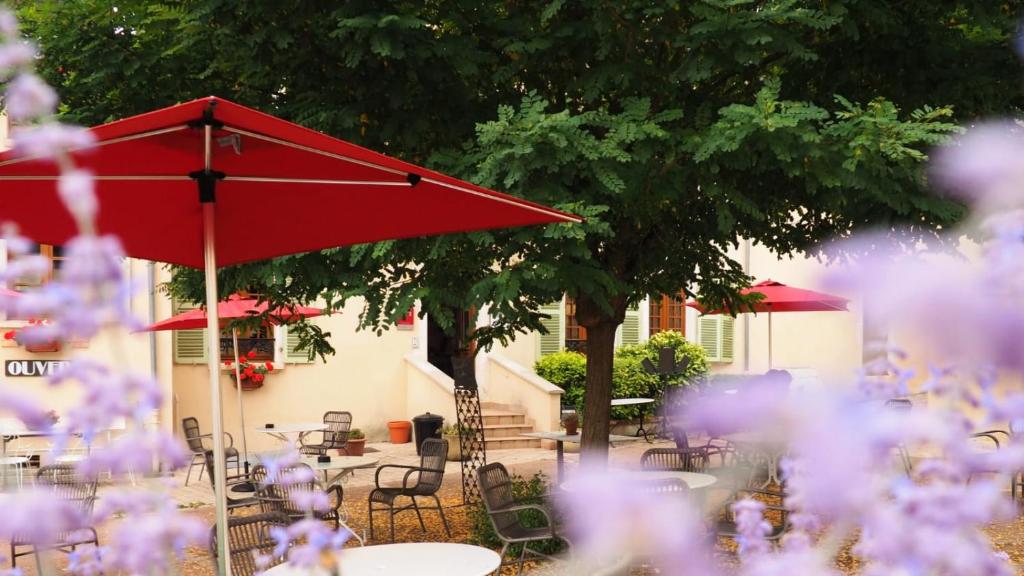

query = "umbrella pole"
[[200, 125, 231, 576], [231, 329, 255, 492], [768, 311, 773, 369]]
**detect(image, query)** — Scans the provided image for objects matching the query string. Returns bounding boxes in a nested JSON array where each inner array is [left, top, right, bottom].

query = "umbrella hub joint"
[[189, 169, 226, 203], [187, 104, 224, 130]]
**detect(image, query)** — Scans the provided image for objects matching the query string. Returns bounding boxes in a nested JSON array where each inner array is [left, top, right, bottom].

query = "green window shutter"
[[285, 327, 314, 363], [720, 316, 735, 362], [697, 316, 735, 363], [620, 303, 641, 346], [537, 299, 565, 357], [173, 301, 207, 364]]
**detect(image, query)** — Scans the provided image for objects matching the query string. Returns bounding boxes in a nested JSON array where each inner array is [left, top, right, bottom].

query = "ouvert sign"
[[4, 359, 70, 377]]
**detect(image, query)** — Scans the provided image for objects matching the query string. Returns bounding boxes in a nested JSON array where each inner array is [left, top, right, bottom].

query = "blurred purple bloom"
[[0, 42, 32, 73], [932, 121, 1024, 205], [12, 123, 94, 158], [4, 73, 56, 120], [733, 499, 771, 559], [58, 169, 98, 224]]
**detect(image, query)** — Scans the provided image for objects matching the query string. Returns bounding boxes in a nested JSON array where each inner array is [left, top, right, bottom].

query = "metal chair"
[[640, 447, 709, 472], [204, 451, 260, 512], [476, 462, 569, 576], [183, 416, 240, 486], [251, 463, 344, 528], [715, 486, 789, 551], [299, 411, 353, 456], [368, 437, 450, 542], [209, 512, 291, 576], [10, 464, 99, 567]]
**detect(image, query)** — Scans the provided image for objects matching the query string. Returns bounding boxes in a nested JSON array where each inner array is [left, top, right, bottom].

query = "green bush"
[[534, 330, 710, 421], [467, 472, 564, 556]]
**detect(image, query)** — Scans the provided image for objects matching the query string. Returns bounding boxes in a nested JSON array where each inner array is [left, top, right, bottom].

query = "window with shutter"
[[285, 326, 315, 363], [619, 303, 641, 346], [537, 300, 565, 357], [697, 315, 735, 363], [172, 301, 207, 364]]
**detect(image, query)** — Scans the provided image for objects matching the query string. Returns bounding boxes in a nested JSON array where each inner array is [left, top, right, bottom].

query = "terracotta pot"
[[345, 438, 366, 456], [387, 421, 411, 444], [443, 433, 463, 461], [232, 378, 264, 391], [563, 414, 579, 436]]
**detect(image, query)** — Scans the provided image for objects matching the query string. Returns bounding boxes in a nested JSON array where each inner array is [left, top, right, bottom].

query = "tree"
[[20, 0, 1024, 462]]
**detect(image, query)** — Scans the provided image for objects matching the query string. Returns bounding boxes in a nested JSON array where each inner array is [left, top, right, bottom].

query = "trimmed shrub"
[[534, 350, 587, 412], [467, 472, 564, 555]]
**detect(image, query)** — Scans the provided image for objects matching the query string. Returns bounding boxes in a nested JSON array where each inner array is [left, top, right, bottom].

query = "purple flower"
[[733, 499, 772, 559], [58, 169, 98, 224], [12, 123, 94, 158], [4, 73, 56, 120]]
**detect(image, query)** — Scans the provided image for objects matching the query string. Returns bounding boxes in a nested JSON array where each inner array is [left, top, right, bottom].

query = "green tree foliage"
[[19, 0, 1023, 460]]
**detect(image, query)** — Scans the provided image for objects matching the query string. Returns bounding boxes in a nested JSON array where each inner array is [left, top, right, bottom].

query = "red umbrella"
[[688, 280, 848, 368], [141, 294, 324, 478], [0, 96, 580, 573], [0, 288, 19, 298]]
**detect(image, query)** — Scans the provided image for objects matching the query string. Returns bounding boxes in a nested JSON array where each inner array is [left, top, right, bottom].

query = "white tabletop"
[[560, 470, 718, 492], [253, 423, 327, 434], [520, 431, 638, 443], [264, 543, 501, 576], [301, 455, 379, 472], [611, 397, 655, 406], [723, 432, 785, 445]]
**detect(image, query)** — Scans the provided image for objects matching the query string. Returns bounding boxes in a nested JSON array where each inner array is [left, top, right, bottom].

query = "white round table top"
[[723, 432, 785, 445], [253, 423, 327, 434], [263, 543, 501, 576], [610, 397, 655, 406], [301, 455, 379, 471], [560, 470, 717, 492]]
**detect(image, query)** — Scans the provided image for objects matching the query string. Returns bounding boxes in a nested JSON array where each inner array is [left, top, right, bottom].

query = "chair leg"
[[411, 497, 427, 532], [516, 543, 529, 576], [367, 502, 375, 541], [389, 503, 396, 543], [433, 495, 451, 538], [494, 543, 509, 576]]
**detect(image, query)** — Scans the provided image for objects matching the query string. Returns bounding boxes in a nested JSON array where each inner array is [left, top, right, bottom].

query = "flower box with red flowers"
[[226, 350, 274, 391], [3, 320, 62, 353]]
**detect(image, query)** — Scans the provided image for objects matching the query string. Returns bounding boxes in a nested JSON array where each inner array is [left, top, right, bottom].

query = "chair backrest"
[[322, 411, 353, 449], [210, 512, 291, 576], [37, 464, 98, 516], [476, 462, 521, 536], [415, 438, 447, 494], [640, 448, 707, 472], [182, 417, 205, 453], [885, 398, 913, 411], [255, 463, 317, 521]]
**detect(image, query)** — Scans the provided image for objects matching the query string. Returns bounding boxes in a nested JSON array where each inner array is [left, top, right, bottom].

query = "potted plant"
[[226, 350, 274, 391], [4, 319, 62, 353], [345, 429, 366, 456], [441, 423, 464, 461]]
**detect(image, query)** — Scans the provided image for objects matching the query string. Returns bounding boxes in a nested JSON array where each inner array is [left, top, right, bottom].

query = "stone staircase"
[[481, 402, 541, 450]]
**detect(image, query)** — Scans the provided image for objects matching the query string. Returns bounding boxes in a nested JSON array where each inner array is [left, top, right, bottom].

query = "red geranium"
[[264, 361, 274, 372], [228, 353, 272, 387]]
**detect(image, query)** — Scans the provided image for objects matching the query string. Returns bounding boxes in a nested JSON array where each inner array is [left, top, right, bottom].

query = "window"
[[564, 297, 587, 354], [697, 315, 734, 363], [649, 292, 687, 336], [8, 244, 64, 289]]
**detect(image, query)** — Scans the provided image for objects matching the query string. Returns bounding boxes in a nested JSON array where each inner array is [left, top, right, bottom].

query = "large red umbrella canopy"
[[0, 96, 578, 574], [141, 294, 323, 332], [0, 96, 579, 268], [688, 280, 848, 313], [0, 288, 20, 298]]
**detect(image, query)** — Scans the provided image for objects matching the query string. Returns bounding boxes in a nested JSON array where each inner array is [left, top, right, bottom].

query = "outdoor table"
[[262, 542, 501, 576], [253, 423, 327, 450], [519, 431, 639, 484], [611, 397, 656, 441], [301, 455, 380, 487], [559, 470, 717, 492], [723, 431, 786, 487]]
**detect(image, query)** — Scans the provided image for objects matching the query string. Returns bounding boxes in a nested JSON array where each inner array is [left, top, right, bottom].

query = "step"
[[484, 437, 542, 450], [482, 424, 535, 438], [481, 410, 526, 426]]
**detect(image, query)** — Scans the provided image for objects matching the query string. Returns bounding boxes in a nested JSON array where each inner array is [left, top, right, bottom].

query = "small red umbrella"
[[0, 96, 580, 573], [688, 280, 848, 368], [141, 294, 324, 480]]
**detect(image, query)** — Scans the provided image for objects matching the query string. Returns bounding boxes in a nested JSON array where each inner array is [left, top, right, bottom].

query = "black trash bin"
[[412, 412, 445, 455]]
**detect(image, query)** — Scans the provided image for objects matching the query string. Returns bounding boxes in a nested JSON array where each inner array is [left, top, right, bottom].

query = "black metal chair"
[[204, 451, 260, 511], [476, 462, 569, 576], [251, 463, 344, 529], [368, 437, 450, 542], [10, 464, 99, 567], [640, 447, 709, 472], [183, 416, 240, 486], [300, 411, 353, 456], [210, 512, 291, 576]]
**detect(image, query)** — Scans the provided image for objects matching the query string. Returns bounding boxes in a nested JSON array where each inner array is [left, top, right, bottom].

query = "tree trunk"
[[575, 294, 627, 467]]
